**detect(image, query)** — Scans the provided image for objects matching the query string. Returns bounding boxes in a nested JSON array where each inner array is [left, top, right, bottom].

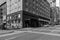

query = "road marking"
[[0, 31, 25, 37], [1, 31, 60, 38], [5, 36, 18, 40], [5, 31, 27, 40]]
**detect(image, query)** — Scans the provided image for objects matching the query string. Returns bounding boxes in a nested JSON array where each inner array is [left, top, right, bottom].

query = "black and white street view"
[[0, 0, 60, 40]]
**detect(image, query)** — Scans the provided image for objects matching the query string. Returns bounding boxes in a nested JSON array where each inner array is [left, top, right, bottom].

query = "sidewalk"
[[18, 26, 60, 34], [0, 25, 60, 35], [0, 30, 14, 35]]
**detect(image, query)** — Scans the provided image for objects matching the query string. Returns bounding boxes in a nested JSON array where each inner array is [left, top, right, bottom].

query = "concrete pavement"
[[0, 25, 60, 40], [17, 26, 60, 34], [1, 31, 60, 40], [0, 30, 14, 35], [0, 26, 60, 35]]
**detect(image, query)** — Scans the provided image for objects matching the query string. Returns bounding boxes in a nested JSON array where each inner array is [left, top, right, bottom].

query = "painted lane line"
[[0, 31, 26, 37], [5, 31, 28, 40], [1, 30, 60, 38], [5, 36, 18, 40]]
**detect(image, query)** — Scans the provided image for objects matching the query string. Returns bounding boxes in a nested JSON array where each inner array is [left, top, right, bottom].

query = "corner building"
[[23, 0, 50, 27], [7, 0, 50, 29]]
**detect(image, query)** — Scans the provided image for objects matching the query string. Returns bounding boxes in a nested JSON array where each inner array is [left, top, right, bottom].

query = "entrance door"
[[24, 19, 31, 28], [31, 19, 39, 27]]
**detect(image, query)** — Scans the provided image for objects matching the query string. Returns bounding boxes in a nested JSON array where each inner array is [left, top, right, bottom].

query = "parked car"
[[44, 25, 49, 27]]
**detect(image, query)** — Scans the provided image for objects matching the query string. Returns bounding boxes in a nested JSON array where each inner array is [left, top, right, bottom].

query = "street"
[[0, 31, 60, 40], [0, 0, 60, 40]]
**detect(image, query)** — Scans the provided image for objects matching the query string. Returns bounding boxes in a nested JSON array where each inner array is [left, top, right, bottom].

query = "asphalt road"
[[0, 31, 60, 40]]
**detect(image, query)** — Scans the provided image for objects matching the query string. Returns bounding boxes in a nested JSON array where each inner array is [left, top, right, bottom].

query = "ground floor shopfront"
[[6, 11, 22, 29], [5, 11, 50, 29], [23, 11, 50, 28]]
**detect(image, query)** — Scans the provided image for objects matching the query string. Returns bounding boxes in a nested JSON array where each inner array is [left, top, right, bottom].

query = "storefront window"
[[18, 19, 20, 23], [7, 17, 9, 21], [18, 14, 21, 18], [10, 16, 11, 19]]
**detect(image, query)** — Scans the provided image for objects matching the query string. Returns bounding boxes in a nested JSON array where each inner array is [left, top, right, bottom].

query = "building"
[[49, 0, 60, 25], [0, 2, 7, 29], [49, 0, 59, 25], [55, 0, 60, 24], [23, 0, 50, 27], [0, 2, 7, 24], [50, 7, 58, 25], [50, 8, 54, 25], [0, 7, 3, 24], [57, 8, 60, 24], [5, 0, 50, 29], [6, 0, 22, 29]]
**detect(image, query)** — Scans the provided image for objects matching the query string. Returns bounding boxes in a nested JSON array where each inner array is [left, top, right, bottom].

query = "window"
[[33, 1, 35, 4], [10, 16, 11, 19], [33, 0, 34, 1], [18, 19, 20, 23], [52, 0, 56, 3], [7, 17, 9, 20], [10, 0, 11, 1], [44, 0, 47, 2], [18, 14, 21, 18], [25, 3, 28, 8], [0, 16, 3, 18], [18, 0, 20, 2], [36, 0, 38, 1], [26, 3, 29, 6], [0, 13, 3, 15], [24, 0, 28, 2]]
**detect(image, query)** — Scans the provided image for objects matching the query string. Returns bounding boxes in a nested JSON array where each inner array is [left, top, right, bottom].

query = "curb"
[[0, 30, 14, 35]]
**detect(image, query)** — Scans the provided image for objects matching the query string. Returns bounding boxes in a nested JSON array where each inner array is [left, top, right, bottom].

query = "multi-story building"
[[0, 2, 7, 24], [23, 0, 50, 27], [0, 2, 7, 29], [56, 7, 60, 24], [6, 0, 22, 29], [4, 0, 50, 29], [49, 0, 60, 25], [50, 7, 57, 25], [0, 7, 3, 24]]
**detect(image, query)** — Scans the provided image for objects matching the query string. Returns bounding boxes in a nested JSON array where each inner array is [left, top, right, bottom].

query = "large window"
[[18, 14, 21, 18], [10, 16, 11, 19], [7, 17, 9, 21]]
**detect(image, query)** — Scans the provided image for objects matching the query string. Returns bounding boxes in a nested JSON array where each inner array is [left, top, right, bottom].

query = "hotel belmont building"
[[0, 0, 51, 29]]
